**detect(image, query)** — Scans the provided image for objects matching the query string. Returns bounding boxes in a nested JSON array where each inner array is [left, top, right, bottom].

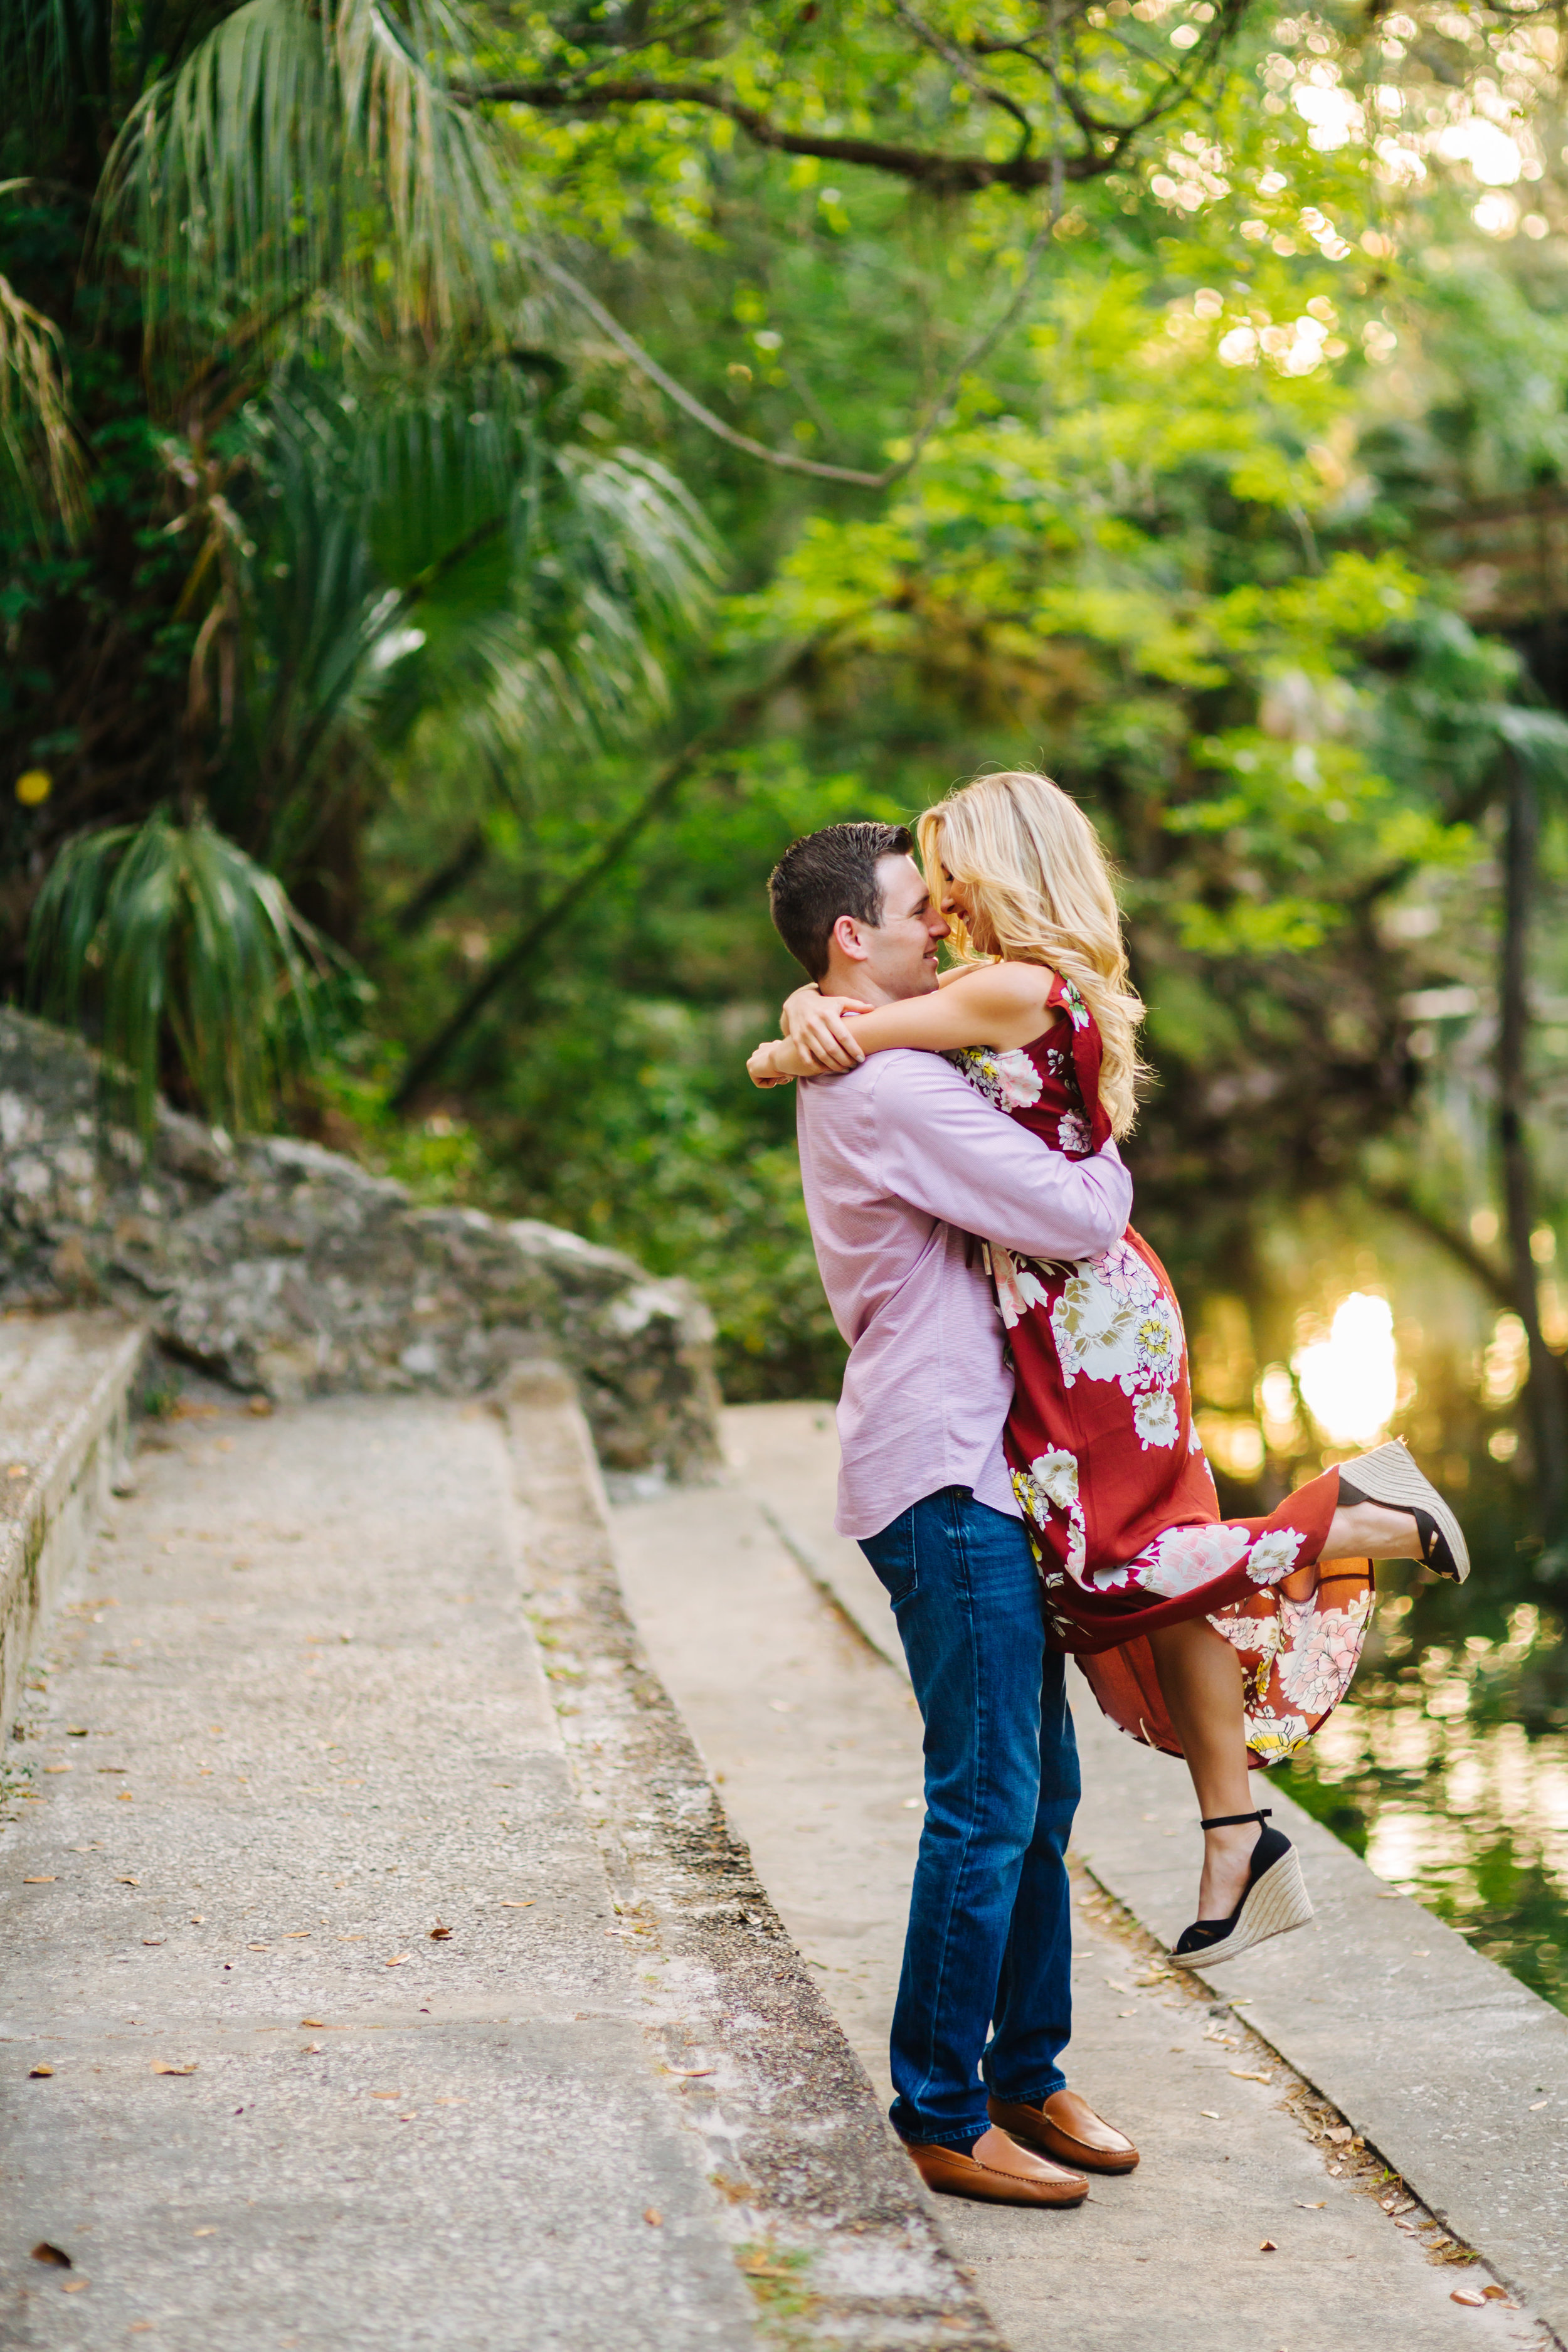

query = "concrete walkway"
[[1, 1391, 756, 2350], [612, 1403, 1559, 2352]]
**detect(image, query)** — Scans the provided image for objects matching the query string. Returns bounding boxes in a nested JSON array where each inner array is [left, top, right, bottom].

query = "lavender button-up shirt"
[[795, 1049, 1133, 1540]]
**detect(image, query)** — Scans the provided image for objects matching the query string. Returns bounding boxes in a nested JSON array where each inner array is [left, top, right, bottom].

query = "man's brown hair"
[[766, 822, 913, 980]]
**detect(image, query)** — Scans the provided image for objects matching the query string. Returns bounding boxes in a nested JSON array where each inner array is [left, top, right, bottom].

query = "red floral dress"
[[950, 972, 1372, 1767]]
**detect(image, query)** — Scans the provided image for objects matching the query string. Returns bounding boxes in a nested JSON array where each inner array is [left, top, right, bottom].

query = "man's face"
[[832, 854, 949, 1002]]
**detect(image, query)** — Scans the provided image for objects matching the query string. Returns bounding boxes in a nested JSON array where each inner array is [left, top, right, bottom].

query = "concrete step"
[[0, 1312, 147, 1739], [1, 1369, 990, 2351]]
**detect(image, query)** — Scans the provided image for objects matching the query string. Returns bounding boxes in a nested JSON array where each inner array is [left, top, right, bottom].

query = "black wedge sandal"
[[1170, 1808, 1315, 1969], [1337, 1438, 1470, 1584]]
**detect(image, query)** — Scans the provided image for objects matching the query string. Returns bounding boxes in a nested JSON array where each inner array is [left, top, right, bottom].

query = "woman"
[[748, 771, 1468, 1966]]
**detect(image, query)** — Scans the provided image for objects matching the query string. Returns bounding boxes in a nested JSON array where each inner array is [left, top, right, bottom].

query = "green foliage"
[[28, 812, 336, 1133]]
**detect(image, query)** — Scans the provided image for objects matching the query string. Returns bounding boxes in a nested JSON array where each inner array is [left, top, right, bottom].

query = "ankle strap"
[[1199, 1808, 1271, 1830]]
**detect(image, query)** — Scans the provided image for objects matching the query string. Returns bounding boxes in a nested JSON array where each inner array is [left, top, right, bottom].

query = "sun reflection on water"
[[1293, 1291, 1399, 1446]]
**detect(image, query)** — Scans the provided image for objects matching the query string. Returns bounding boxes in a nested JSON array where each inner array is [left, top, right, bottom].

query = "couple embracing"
[[745, 773, 1468, 2208]]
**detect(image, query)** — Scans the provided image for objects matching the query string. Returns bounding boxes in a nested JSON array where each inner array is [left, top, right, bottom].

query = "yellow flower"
[[14, 769, 51, 807]]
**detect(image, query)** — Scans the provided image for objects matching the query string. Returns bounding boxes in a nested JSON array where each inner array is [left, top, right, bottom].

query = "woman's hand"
[[746, 1035, 825, 1088], [780, 984, 874, 1071]]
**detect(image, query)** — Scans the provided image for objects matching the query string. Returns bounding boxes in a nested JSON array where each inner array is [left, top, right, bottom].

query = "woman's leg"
[[1152, 1500, 1425, 1917], [1146, 1618, 1257, 1920]]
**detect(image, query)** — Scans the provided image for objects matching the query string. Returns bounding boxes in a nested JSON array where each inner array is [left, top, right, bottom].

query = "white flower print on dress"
[[1012, 1453, 1087, 1578], [1245, 1709, 1311, 1762], [1051, 1241, 1183, 1397], [1132, 1389, 1180, 1451], [1031, 1449, 1079, 1511], [1246, 1528, 1305, 1587], [1274, 1592, 1373, 1716], [993, 1049, 1043, 1110], [988, 1245, 1053, 1330], [1141, 1521, 1251, 1598], [1207, 1608, 1275, 1653], [1058, 978, 1092, 1030], [1057, 1108, 1090, 1155]]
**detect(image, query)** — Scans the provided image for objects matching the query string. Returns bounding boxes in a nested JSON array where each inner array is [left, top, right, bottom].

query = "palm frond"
[[102, 0, 511, 356], [29, 812, 338, 1134], [231, 374, 719, 858], [0, 266, 88, 538]]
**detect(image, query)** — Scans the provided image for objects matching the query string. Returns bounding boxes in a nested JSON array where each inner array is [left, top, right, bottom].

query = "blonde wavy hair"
[[916, 770, 1147, 1139]]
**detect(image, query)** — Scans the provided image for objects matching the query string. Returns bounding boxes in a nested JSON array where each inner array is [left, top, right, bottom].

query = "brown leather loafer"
[[903, 2125, 1089, 2207], [987, 2087, 1139, 2175]]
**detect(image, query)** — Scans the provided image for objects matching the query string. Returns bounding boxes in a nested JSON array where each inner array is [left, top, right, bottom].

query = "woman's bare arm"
[[751, 962, 1054, 1084]]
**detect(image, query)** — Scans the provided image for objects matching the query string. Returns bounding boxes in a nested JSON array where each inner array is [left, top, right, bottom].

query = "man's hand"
[[780, 983, 874, 1071]]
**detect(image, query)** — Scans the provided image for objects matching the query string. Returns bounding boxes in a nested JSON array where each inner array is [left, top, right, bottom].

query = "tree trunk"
[[1497, 751, 1568, 1547]]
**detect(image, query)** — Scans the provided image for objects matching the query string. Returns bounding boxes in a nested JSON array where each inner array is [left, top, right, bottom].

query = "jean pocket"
[[859, 1508, 919, 1608]]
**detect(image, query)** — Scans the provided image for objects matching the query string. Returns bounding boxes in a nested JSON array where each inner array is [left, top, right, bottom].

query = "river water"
[[1165, 1195, 1568, 2013]]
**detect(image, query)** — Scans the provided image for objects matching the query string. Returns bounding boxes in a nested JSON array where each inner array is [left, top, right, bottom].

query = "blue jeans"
[[859, 1486, 1079, 2148]]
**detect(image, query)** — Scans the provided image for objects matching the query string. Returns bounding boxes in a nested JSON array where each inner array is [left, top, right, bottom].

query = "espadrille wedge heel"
[[1337, 1438, 1470, 1584], [1169, 1808, 1315, 1969]]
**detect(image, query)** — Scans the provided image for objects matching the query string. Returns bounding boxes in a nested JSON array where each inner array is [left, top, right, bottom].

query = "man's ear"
[[830, 911, 871, 963]]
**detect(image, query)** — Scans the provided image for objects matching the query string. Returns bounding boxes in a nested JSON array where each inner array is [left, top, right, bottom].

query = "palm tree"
[[0, 0, 716, 1128]]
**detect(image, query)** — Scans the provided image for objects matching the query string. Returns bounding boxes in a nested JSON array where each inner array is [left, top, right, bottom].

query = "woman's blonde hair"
[[916, 770, 1147, 1139]]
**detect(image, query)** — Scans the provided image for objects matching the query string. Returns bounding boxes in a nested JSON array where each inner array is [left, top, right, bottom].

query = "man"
[[757, 820, 1138, 2208]]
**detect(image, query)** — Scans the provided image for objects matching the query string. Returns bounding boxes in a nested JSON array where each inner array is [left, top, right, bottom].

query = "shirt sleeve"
[[871, 1051, 1133, 1260]]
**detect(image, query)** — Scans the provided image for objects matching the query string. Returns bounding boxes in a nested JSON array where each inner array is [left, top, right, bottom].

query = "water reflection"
[[1281, 1592, 1568, 2012], [1148, 1194, 1568, 2013]]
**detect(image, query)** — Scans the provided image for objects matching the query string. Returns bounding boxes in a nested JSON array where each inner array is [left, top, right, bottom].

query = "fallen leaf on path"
[[1451, 2290, 1486, 2306], [644, 2208, 662, 2227], [398, 2113, 418, 2121], [1324, 2126, 1353, 2144], [117, 1876, 139, 1886], [23, 1875, 56, 1883], [98, 1766, 127, 1774], [667, 2067, 714, 2079], [43, 1764, 72, 1775], [142, 1939, 164, 1947], [1295, 2201, 1325, 2210], [61, 2278, 88, 2292], [31, 2244, 70, 2267], [283, 1931, 310, 1940], [29, 2063, 54, 2078], [428, 1926, 452, 1941], [337, 1935, 364, 1942], [1230, 2069, 1273, 2084], [1259, 2240, 1278, 2252], [117, 1791, 133, 1801], [301, 2018, 327, 2027], [193, 2228, 216, 2238], [384, 1954, 412, 1968], [151, 2061, 196, 2075], [370, 2091, 403, 2100], [499, 1900, 534, 1909], [1529, 2099, 1549, 2111], [1200, 2110, 1221, 2120], [66, 1727, 88, 1737], [301, 2043, 325, 2054]]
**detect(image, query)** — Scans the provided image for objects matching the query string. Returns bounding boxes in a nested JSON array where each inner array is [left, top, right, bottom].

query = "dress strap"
[[1046, 970, 1112, 1153]]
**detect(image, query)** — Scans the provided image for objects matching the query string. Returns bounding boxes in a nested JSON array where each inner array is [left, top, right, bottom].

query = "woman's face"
[[938, 862, 976, 931]]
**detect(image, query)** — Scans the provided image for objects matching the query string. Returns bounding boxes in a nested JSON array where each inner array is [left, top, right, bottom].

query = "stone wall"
[[0, 1012, 720, 1485]]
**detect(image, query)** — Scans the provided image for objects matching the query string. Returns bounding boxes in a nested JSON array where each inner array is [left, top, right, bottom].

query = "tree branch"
[[389, 637, 830, 1110], [536, 186, 1061, 494], [464, 73, 1120, 189]]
